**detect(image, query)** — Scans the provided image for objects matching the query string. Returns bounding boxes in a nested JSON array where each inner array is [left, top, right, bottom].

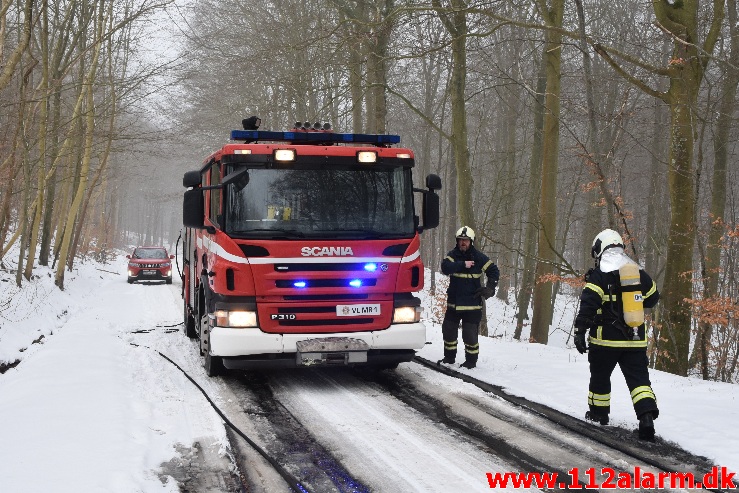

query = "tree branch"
[[594, 44, 667, 102]]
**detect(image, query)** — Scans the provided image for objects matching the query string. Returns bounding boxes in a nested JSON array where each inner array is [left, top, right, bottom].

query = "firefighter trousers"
[[441, 309, 480, 363], [587, 346, 659, 419]]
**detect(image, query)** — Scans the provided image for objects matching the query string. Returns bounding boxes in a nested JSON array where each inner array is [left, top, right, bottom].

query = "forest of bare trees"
[[2, 0, 738, 382]]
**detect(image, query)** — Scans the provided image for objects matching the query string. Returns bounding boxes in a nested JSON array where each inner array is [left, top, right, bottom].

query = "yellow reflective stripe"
[[454, 305, 482, 311], [589, 336, 647, 348], [644, 281, 657, 298], [588, 391, 610, 407], [464, 343, 479, 354], [596, 326, 603, 340], [451, 272, 482, 278], [601, 294, 617, 302], [444, 340, 458, 349], [445, 256, 454, 262], [481, 260, 493, 271], [630, 386, 656, 404], [585, 283, 604, 297]]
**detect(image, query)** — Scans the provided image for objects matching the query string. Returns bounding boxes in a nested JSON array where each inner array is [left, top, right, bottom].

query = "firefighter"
[[574, 229, 660, 440], [439, 226, 499, 369]]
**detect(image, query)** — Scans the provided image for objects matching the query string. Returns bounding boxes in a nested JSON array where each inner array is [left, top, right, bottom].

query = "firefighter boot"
[[638, 412, 655, 441], [438, 339, 457, 365], [460, 353, 478, 369], [585, 411, 609, 425]]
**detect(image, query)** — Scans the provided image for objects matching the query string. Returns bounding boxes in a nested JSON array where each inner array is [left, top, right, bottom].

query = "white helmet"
[[456, 226, 475, 242], [591, 228, 624, 258]]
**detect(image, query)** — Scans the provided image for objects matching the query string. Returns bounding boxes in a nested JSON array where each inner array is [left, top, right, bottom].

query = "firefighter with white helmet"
[[574, 228, 661, 440], [439, 226, 499, 369]]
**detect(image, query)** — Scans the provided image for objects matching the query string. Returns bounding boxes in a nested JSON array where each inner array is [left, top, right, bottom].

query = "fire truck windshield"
[[225, 166, 415, 239]]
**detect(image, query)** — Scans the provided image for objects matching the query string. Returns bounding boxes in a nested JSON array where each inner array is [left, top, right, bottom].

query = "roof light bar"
[[230, 130, 400, 146]]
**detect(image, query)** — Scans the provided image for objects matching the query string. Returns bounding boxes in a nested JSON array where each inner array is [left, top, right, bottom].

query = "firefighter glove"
[[574, 328, 588, 354], [475, 286, 495, 300]]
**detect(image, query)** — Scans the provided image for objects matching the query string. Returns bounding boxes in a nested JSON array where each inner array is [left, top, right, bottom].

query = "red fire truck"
[[181, 122, 441, 375]]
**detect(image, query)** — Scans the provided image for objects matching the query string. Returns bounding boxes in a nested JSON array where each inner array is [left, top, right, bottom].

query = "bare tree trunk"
[[652, 0, 723, 377], [515, 55, 546, 340], [694, 0, 739, 380], [434, 0, 475, 231], [530, 0, 564, 345], [56, 4, 105, 288]]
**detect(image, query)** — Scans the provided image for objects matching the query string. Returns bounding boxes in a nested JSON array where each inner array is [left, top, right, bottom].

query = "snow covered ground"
[[0, 251, 737, 492]]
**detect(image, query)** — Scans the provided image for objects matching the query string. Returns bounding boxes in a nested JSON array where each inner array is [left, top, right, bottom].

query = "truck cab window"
[[209, 164, 221, 226]]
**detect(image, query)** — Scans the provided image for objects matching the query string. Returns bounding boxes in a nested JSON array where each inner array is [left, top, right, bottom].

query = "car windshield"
[[225, 166, 415, 239], [133, 248, 167, 259]]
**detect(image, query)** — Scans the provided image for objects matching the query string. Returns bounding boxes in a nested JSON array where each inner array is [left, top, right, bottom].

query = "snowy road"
[[1, 256, 735, 492]]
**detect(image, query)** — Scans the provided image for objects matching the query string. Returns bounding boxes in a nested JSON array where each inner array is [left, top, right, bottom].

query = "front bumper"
[[128, 268, 172, 280], [209, 322, 426, 367]]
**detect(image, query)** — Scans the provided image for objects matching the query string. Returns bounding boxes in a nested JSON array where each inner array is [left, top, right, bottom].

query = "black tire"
[[166, 278, 173, 284], [127, 277, 134, 284], [204, 351, 224, 377], [184, 305, 197, 339], [200, 313, 223, 376]]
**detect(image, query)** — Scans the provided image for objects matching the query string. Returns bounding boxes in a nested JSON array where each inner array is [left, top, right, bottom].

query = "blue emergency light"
[[293, 281, 307, 288], [230, 130, 400, 146], [349, 279, 363, 287], [363, 263, 378, 272]]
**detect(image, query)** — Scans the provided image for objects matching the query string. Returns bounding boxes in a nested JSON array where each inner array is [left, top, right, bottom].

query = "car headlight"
[[161, 262, 171, 267], [214, 310, 258, 328], [393, 306, 422, 324]]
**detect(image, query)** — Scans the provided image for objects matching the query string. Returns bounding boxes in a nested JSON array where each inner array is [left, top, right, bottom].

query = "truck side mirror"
[[183, 170, 201, 188], [183, 189, 205, 229], [425, 173, 442, 191], [422, 191, 440, 230]]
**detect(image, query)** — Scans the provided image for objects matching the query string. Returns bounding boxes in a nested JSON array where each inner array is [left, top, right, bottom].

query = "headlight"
[[161, 262, 171, 267], [214, 310, 258, 328], [128, 269, 134, 276], [393, 306, 422, 324]]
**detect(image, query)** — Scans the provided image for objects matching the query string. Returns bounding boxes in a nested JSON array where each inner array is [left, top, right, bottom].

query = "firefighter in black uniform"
[[439, 226, 499, 369], [574, 229, 660, 440]]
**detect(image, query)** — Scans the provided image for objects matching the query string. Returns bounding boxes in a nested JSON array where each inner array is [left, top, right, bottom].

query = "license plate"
[[336, 304, 380, 316], [143, 270, 156, 275]]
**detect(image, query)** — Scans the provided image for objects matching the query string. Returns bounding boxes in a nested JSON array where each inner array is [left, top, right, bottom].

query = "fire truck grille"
[[274, 263, 376, 272], [283, 294, 369, 301], [275, 279, 377, 288]]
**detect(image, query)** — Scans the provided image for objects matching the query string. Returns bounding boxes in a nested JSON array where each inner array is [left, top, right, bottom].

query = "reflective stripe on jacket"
[[575, 267, 659, 350], [441, 246, 499, 311]]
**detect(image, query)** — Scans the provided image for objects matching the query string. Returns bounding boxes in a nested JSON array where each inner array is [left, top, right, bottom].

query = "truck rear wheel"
[[184, 305, 197, 339]]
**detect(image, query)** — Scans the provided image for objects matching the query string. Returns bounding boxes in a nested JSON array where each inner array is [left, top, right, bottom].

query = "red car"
[[126, 247, 174, 284]]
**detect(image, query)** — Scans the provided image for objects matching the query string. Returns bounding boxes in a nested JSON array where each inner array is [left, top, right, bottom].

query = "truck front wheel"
[[200, 313, 223, 377], [204, 350, 224, 377]]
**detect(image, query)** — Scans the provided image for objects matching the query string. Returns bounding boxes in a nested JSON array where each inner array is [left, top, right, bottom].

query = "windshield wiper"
[[329, 229, 405, 239], [237, 228, 306, 238]]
